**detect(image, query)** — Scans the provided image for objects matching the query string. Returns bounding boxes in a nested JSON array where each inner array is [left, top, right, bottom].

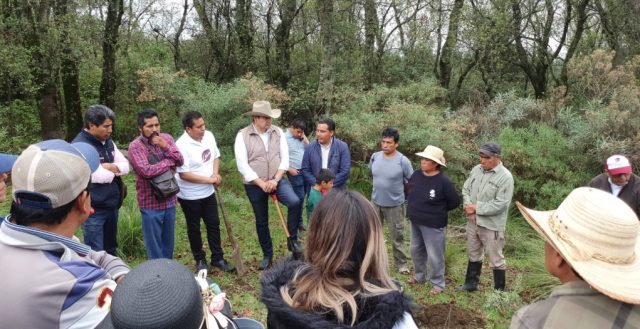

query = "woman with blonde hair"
[[261, 189, 418, 329]]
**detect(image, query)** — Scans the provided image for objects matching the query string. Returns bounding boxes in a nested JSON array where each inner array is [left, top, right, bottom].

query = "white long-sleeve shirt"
[[234, 125, 289, 183]]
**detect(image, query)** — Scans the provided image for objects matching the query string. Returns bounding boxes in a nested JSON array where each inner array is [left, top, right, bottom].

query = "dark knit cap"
[[97, 259, 204, 329]]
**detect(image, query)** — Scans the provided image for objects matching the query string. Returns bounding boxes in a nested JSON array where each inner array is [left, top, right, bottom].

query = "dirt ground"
[[414, 302, 486, 329]]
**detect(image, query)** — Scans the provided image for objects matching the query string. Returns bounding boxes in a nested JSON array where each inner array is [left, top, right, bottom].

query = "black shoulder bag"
[[142, 138, 180, 200]]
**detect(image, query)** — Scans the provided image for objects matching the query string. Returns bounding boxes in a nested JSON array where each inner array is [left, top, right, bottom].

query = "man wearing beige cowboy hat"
[[406, 145, 460, 295], [511, 187, 640, 328], [458, 142, 514, 292], [234, 101, 302, 270], [589, 154, 640, 217]]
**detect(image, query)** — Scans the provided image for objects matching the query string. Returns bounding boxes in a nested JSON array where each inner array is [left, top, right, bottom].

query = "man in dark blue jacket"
[[301, 118, 351, 189], [73, 105, 130, 255]]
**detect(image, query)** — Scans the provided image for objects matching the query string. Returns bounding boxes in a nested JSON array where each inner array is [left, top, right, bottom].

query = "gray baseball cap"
[[12, 139, 99, 209]]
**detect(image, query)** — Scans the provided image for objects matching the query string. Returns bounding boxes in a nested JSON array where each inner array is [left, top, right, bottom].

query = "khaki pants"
[[374, 204, 408, 268], [466, 222, 506, 270]]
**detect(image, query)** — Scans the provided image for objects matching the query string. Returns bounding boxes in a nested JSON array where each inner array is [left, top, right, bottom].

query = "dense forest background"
[[2, 0, 640, 208]]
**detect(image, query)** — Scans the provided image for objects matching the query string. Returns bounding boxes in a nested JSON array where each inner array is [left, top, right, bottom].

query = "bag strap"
[[139, 136, 160, 165]]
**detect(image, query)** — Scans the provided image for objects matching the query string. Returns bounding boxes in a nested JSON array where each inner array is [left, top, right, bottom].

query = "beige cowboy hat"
[[415, 145, 447, 167], [516, 187, 640, 304], [243, 101, 281, 118]]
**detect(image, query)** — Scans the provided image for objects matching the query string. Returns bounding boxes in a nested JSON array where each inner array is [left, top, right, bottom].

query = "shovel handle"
[[271, 194, 291, 237]]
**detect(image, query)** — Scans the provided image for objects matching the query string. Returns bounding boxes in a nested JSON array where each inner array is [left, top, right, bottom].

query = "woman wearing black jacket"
[[261, 189, 418, 328], [406, 145, 460, 295]]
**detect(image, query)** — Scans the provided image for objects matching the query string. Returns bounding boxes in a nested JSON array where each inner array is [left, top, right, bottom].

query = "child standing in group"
[[306, 169, 335, 220]]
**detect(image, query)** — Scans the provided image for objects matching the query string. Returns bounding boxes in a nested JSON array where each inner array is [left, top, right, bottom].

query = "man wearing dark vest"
[[588, 154, 640, 217], [234, 101, 302, 270], [73, 105, 130, 255]]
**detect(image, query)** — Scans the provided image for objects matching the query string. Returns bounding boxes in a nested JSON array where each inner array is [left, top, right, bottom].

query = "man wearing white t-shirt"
[[176, 111, 235, 273]]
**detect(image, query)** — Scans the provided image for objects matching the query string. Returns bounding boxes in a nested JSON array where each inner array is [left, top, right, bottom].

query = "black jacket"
[[73, 130, 121, 209], [589, 173, 640, 218], [261, 258, 415, 329]]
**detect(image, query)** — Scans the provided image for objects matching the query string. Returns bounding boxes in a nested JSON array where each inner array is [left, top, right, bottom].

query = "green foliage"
[[497, 123, 590, 208], [0, 100, 41, 152], [483, 290, 522, 319]]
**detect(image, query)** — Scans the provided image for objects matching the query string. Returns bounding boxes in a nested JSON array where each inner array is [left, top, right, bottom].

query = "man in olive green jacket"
[[458, 142, 514, 292]]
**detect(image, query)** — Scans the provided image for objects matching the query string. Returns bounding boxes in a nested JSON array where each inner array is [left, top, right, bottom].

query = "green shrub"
[[497, 123, 591, 209]]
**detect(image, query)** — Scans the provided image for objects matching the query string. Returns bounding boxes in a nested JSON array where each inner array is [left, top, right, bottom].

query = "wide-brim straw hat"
[[516, 187, 640, 304], [243, 101, 281, 118], [415, 145, 447, 167]]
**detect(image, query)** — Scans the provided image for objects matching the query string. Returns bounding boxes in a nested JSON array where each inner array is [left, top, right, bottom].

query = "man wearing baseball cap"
[[589, 154, 640, 217], [0, 139, 130, 328], [511, 187, 640, 328], [459, 142, 514, 292]]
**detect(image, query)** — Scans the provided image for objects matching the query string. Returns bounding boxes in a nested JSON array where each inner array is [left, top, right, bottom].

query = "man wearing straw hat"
[[459, 142, 514, 292], [234, 101, 302, 270], [589, 154, 640, 217], [511, 187, 640, 328]]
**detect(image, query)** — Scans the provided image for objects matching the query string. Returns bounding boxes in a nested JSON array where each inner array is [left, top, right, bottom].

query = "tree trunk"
[[594, 0, 625, 66], [173, 0, 189, 71], [316, 0, 336, 116], [273, 0, 299, 88], [55, 0, 83, 140], [236, 0, 254, 75], [364, 0, 378, 90], [99, 0, 124, 110], [438, 0, 464, 89], [561, 0, 589, 87], [22, 1, 65, 139]]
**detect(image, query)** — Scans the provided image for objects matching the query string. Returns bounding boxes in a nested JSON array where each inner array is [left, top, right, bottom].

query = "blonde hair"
[[280, 189, 398, 325]]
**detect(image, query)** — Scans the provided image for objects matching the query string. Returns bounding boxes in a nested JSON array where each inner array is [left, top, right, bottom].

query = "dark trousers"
[[178, 193, 224, 263], [244, 180, 301, 259], [287, 173, 307, 225], [83, 207, 119, 256]]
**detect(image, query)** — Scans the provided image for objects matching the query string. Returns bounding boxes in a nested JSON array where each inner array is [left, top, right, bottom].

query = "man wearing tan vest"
[[234, 101, 302, 270]]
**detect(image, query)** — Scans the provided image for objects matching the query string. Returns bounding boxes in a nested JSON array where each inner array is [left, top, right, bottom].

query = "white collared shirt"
[[608, 177, 624, 197], [320, 138, 333, 169], [234, 125, 289, 182]]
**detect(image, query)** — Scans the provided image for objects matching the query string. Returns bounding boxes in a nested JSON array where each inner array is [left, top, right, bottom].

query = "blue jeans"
[[140, 207, 176, 260], [287, 173, 307, 226], [83, 207, 119, 256], [244, 180, 301, 259]]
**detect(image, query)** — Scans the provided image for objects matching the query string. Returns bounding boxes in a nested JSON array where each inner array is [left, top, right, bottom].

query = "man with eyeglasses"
[[589, 154, 640, 217]]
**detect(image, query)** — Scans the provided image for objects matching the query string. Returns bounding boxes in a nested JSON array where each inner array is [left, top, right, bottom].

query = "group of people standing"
[[367, 129, 514, 295], [1, 99, 639, 328]]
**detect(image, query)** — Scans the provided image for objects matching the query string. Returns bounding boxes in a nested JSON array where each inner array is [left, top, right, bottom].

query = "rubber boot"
[[493, 269, 506, 291], [288, 237, 304, 260], [457, 261, 482, 292]]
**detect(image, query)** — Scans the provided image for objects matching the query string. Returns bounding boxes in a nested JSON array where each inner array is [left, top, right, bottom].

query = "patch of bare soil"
[[414, 302, 485, 329]]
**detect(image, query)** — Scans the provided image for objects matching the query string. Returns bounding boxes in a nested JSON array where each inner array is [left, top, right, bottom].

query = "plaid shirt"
[[128, 133, 184, 210]]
